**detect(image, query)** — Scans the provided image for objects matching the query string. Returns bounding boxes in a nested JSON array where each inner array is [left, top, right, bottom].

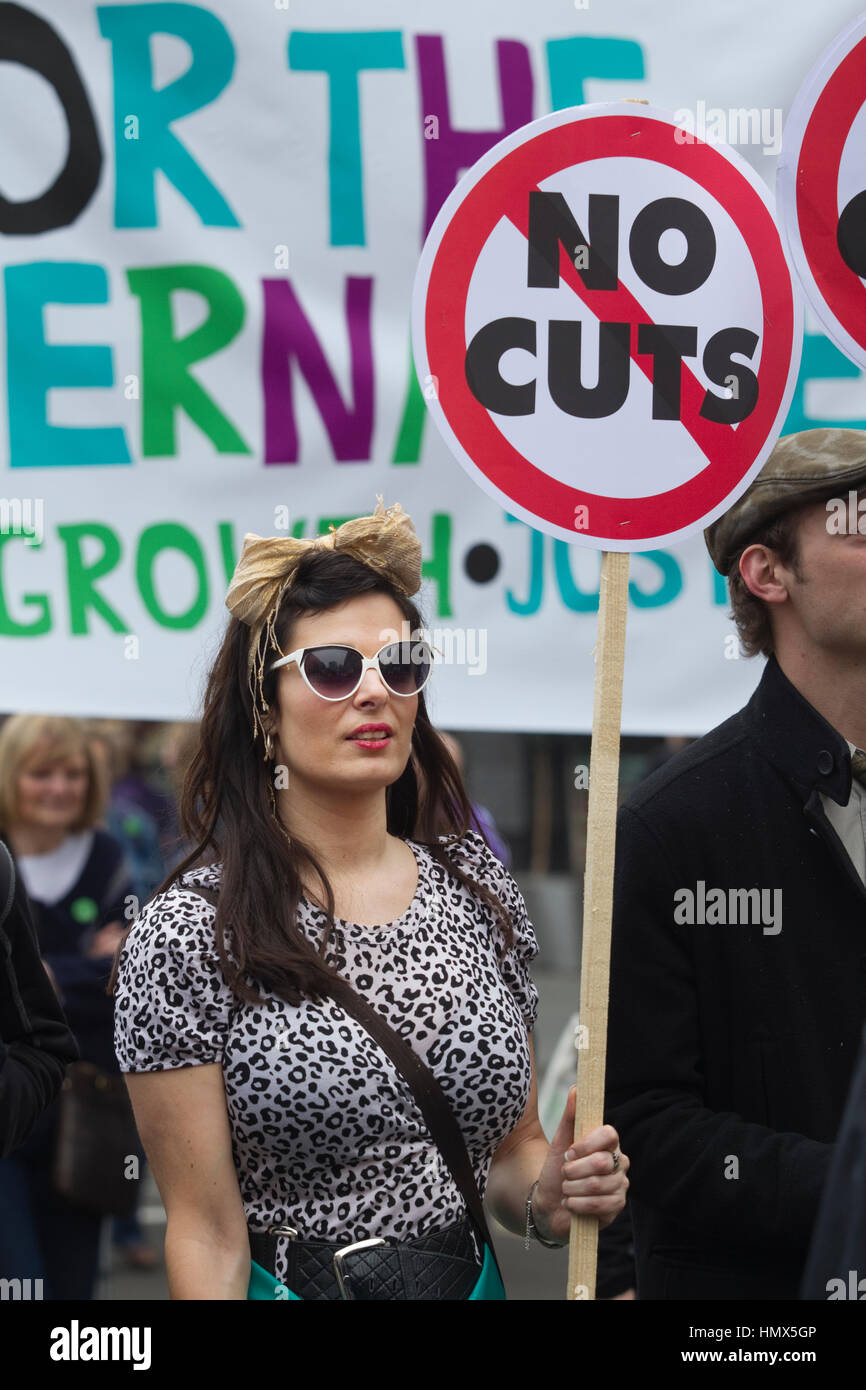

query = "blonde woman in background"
[[0, 715, 133, 1299]]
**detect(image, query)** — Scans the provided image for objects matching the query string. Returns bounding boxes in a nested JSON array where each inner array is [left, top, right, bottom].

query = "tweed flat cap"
[[704, 428, 866, 575]]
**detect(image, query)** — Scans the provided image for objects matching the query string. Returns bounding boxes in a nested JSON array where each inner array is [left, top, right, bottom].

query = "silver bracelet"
[[524, 1179, 566, 1249]]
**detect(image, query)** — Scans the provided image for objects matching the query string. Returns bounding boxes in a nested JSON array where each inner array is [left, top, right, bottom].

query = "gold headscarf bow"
[[224, 496, 423, 748]]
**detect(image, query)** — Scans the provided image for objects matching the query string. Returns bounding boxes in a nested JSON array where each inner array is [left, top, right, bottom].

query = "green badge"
[[70, 896, 99, 924]]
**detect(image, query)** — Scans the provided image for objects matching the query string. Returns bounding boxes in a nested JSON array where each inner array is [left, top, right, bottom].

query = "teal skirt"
[[247, 1241, 506, 1300]]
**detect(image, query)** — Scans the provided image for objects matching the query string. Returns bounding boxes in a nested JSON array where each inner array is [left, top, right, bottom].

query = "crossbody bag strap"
[[324, 973, 501, 1273]]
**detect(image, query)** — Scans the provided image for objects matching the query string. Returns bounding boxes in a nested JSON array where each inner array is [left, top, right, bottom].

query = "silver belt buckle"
[[267, 1224, 299, 1239], [333, 1237, 387, 1300]]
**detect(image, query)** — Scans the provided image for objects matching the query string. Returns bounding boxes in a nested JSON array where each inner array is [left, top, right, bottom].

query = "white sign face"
[[413, 101, 802, 552], [778, 13, 866, 370]]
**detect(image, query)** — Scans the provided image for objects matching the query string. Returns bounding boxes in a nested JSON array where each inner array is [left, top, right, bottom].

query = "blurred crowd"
[[0, 714, 198, 1298]]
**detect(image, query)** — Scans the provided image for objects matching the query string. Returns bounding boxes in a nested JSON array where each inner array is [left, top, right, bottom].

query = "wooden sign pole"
[[567, 549, 630, 1300]]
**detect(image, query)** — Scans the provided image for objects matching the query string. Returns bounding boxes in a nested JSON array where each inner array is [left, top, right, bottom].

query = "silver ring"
[[611, 1149, 621, 1173]]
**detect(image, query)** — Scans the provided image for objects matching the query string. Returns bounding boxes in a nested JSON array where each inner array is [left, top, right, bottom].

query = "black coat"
[[800, 1021, 866, 1300], [0, 839, 79, 1158], [604, 655, 866, 1299]]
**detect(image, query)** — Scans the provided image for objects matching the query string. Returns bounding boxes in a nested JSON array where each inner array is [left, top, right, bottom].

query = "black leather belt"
[[248, 1216, 484, 1300]]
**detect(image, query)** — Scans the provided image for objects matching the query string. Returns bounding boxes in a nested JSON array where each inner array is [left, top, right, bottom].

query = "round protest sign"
[[778, 13, 866, 369], [412, 101, 801, 550]]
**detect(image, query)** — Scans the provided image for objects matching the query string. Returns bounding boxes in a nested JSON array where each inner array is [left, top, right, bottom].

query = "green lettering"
[[58, 522, 126, 633], [422, 512, 451, 617], [127, 265, 251, 456], [0, 534, 51, 635], [136, 523, 208, 628], [392, 341, 425, 464]]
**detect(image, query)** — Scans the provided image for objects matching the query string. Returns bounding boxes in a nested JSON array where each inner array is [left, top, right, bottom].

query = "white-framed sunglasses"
[[268, 639, 438, 701]]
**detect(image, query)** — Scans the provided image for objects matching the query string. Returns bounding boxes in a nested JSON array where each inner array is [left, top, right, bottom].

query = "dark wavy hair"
[[109, 548, 514, 1008]]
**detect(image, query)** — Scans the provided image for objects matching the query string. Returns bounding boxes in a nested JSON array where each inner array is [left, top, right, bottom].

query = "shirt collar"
[[746, 654, 854, 806]]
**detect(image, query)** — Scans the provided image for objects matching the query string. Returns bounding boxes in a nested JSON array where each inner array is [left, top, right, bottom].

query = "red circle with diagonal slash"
[[784, 24, 866, 363], [415, 107, 799, 546]]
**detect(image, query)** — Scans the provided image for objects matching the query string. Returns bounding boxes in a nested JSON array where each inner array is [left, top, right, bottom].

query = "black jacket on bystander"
[[604, 654, 866, 1299], [0, 839, 79, 1159], [800, 1020, 866, 1301]]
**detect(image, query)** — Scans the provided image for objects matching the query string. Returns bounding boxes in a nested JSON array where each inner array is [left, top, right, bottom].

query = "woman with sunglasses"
[[110, 497, 629, 1299]]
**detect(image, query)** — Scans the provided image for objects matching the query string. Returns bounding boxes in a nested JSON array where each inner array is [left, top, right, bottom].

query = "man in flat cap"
[[604, 427, 866, 1300]]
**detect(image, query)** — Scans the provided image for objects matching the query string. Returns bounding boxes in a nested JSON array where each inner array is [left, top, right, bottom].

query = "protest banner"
[[0, 2, 857, 733]]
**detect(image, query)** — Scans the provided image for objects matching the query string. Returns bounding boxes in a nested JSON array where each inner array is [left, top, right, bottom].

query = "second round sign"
[[412, 101, 802, 550], [778, 13, 866, 371]]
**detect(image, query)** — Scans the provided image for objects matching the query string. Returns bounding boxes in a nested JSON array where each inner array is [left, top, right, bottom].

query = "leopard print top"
[[113, 829, 539, 1276]]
